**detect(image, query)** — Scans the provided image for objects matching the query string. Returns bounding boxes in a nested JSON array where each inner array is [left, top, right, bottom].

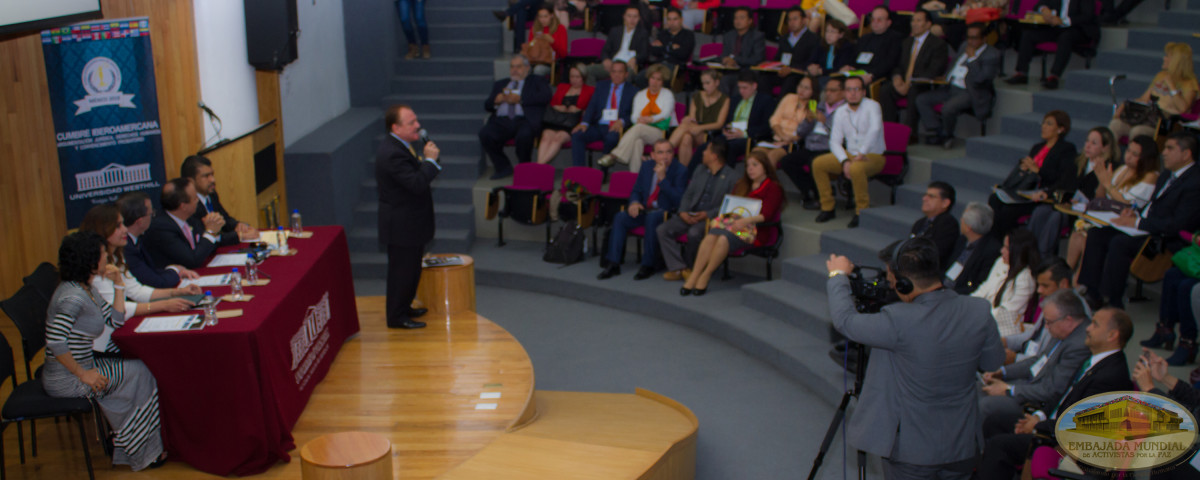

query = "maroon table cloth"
[[112, 226, 360, 476]]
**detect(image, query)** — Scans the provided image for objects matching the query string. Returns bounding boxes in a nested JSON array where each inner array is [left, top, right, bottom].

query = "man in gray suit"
[[915, 23, 1001, 149], [657, 138, 737, 281], [978, 289, 1090, 438], [827, 237, 1004, 479]]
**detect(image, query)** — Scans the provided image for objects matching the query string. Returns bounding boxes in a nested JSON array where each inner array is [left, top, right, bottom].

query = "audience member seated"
[[480, 55, 552, 180], [1078, 132, 1200, 308], [946, 202, 1002, 294], [778, 77, 846, 211], [802, 19, 854, 82], [1004, 0, 1100, 90], [1025, 127, 1117, 258], [768, 7, 820, 96], [689, 72, 774, 171], [1005, 257, 1075, 364], [668, 70, 729, 167], [571, 60, 637, 167], [915, 23, 1000, 149], [44, 231, 167, 471], [979, 289, 1091, 438], [649, 8, 696, 76], [672, 0, 717, 31], [877, 10, 949, 134], [598, 140, 688, 281], [117, 192, 198, 289], [851, 7, 904, 85], [1132, 350, 1200, 478], [812, 76, 885, 228], [536, 64, 595, 165], [911, 181, 959, 270], [978, 307, 1133, 478], [973, 228, 1040, 337], [145, 178, 231, 270], [1066, 135, 1160, 271], [717, 8, 766, 96], [598, 64, 676, 172], [182, 154, 252, 243], [681, 151, 785, 295], [1144, 263, 1200, 366], [587, 6, 650, 82], [751, 75, 821, 168], [987, 110, 1078, 239], [524, 6, 568, 77], [1109, 42, 1199, 142], [658, 138, 738, 281]]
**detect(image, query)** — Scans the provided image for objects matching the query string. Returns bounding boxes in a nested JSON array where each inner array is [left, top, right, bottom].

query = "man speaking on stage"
[[825, 238, 1004, 478], [377, 104, 440, 329]]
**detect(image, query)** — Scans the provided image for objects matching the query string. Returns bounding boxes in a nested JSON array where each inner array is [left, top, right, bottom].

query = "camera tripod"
[[807, 340, 869, 480]]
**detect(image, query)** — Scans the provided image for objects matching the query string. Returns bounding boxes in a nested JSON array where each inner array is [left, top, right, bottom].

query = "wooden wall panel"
[[0, 0, 202, 299]]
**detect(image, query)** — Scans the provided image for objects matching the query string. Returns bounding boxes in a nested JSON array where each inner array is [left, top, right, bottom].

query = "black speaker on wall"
[[244, 0, 298, 71]]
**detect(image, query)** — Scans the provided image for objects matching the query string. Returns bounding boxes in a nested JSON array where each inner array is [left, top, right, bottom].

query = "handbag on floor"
[[1131, 236, 1173, 283]]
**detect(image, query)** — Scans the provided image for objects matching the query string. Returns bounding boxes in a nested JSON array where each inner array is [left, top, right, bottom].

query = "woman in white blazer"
[[599, 63, 676, 172], [972, 229, 1040, 337]]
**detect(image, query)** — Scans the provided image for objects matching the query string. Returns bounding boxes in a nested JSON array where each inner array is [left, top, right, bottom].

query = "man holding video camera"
[[826, 237, 1004, 479]]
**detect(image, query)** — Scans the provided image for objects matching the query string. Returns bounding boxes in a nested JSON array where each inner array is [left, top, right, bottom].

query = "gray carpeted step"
[[353, 202, 474, 230], [409, 23, 504, 43], [819, 228, 898, 267], [430, 178, 476, 204], [419, 39, 505, 59], [1000, 112, 1105, 146], [350, 252, 387, 279], [1030, 90, 1115, 123], [931, 154, 1011, 191], [1094, 48, 1197, 73], [381, 94, 484, 116], [1127, 27, 1200, 51], [393, 56, 498, 76], [966, 135, 1038, 166], [431, 228, 474, 253], [391, 74, 495, 95], [413, 113, 487, 134], [1063, 69, 1155, 101], [348, 227, 383, 253], [782, 254, 837, 290], [426, 5, 506, 24], [1156, 9, 1200, 31], [859, 205, 921, 240], [740, 281, 831, 338]]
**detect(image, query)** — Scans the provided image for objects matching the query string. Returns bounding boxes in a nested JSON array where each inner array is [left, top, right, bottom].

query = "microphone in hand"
[[418, 129, 439, 161]]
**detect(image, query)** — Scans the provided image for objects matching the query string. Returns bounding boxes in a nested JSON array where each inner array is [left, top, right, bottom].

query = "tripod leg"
[[807, 390, 854, 480]]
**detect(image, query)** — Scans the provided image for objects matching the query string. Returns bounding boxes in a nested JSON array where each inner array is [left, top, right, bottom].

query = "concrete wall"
[[342, 0, 395, 107], [280, 0, 350, 146], [193, 0, 259, 151]]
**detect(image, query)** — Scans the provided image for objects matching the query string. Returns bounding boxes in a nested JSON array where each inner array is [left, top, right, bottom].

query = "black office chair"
[[0, 330, 96, 480], [22, 262, 58, 305], [0, 285, 49, 381]]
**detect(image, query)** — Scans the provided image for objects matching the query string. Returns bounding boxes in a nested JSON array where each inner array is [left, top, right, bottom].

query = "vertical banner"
[[41, 17, 166, 228]]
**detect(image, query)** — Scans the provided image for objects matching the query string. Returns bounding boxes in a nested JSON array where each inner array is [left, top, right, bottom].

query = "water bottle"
[[245, 253, 258, 284], [277, 226, 289, 253], [230, 268, 244, 301], [290, 209, 303, 235], [203, 291, 217, 327]]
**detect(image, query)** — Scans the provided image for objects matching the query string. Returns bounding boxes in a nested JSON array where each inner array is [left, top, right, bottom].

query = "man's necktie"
[[205, 198, 214, 214], [905, 40, 920, 82], [507, 81, 518, 119], [610, 85, 618, 109], [1050, 357, 1093, 419], [1156, 172, 1177, 199], [183, 223, 196, 250], [406, 144, 420, 160], [648, 183, 661, 207]]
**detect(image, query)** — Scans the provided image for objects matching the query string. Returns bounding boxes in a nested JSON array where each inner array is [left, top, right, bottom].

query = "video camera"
[[847, 266, 899, 314]]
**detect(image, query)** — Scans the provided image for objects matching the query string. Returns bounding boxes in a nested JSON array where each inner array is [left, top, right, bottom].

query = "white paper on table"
[[729, 120, 748, 133], [1085, 210, 1149, 236], [992, 189, 1032, 205], [780, 53, 792, 65], [719, 194, 763, 218], [207, 253, 248, 268], [135, 314, 205, 333], [1086, 211, 1119, 223], [179, 274, 229, 288], [755, 141, 780, 149], [613, 51, 636, 63], [480, 392, 502, 399]]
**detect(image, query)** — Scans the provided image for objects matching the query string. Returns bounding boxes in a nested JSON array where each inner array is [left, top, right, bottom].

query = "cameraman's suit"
[[979, 319, 1089, 438], [828, 276, 1004, 477]]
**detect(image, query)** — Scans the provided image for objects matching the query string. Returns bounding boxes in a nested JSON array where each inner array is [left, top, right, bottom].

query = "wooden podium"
[[416, 254, 477, 317], [197, 120, 285, 229]]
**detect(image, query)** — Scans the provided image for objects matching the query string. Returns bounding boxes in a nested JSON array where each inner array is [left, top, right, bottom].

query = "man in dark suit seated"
[[479, 54, 552, 180], [117, 191, 199, 288], [598, 139, 688, 281], [689, 71, 774, 171], [915, 23, 1001, 149], [182, 154, 252, 244], [979, 289, 1091, 438], [851, 7, 904, 85], [764, 7, 819, 96], [1004, 0, 1100, 89], [978, 307, 1134, 479], [586, 6, 650, 83], [717, 7, 766, 96], [647, 8, 695, 79], [945, 202, 1002, 294], [657, 138, 738, 281], [144, 177, 234, 270], [876, 9, 949, 135], [1078, 132, 1200, 309], [570, 60, 637, 167], [910, 181, 959, 270]]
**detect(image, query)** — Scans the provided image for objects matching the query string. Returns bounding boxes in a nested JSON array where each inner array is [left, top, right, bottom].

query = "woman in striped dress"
[[43, 231, 166, 471]]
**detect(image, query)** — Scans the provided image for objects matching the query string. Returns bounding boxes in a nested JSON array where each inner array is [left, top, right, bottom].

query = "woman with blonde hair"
[[1109, 42, 1199, 141], [598, 63, 676, 172], [668, 70, 728, 166]]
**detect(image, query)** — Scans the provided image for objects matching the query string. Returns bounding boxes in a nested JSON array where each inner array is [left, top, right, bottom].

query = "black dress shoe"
[[847, 215, 860, 228], [387, 319, 427, 329], [148, 454, 168, 469], [1041, 76, 1059, 90], [802, 199, 821, 210], [408, 307, 428, 318], [692, 287, 707, 296], [679, 287, 693, 296], [633, 266, 655, 280], [492, 10, 508, 21], [815, 210, 836, 223], [1004, 73, 1029, 85], [598, 264, 620, 279]]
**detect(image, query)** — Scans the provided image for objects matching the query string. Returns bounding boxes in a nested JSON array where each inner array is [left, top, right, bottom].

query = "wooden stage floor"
[[0, 296, 535, 479]]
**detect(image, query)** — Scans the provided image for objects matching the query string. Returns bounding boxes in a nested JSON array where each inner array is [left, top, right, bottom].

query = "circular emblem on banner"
[[1056, 391, 1198, 472], [81, 57, 122, 95]]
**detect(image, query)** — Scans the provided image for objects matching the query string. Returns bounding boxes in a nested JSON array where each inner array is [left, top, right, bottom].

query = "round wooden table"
[[300, 431, 392, 480], [416, 254, 476, 317]]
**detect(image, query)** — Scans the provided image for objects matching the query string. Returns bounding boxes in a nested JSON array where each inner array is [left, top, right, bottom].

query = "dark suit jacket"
[[581, 80, 638, 128], [1007, 319, 1091, 407], [721, 28, 766, 68], [1035, 351, 1133, 433], [854, 29, 905, 80], [1027, 140, 1079, 194], [777, 29, 820, 69], [144, 213, 220, 270], [189, 191, 242, 243], [124, 234, 180, 288], [484, 75, 552, 130], [956, 44, 1001, 119], [806, 43, 856, 74], [892, 33, 951, 81], [949, 234, 1003, 295], [912, 211, 960, 271], [728, 92, 775, 142], [629, 159, 688, 213], [651, 28, 696, 67], [1139, 162, 1200, 252], [1035, 0, 1100, 42], [375, 135, 440, 247], [601, 25, 651, 67]]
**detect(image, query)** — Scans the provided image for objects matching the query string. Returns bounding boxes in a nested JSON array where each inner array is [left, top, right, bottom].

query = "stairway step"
[[426, 5, 506, 24], [391, 74, 495, 95], [393, 56, 498, 76], [1127, 27, 1200, 51], [819, 228, 898, 267], [422, 39, 504, 58], [1156, 9, 1200, 29], [740, 281, 832, 339], [354, 202, 475, 231], [937, 154, 1012, 191], [412, 113, 488, 136], [350, 252, 388, 280], [1094, 48, 1196, 73], [431, 179, 476, 204], [380, 93, 484, 116], [430, 228, 474, 254], [1000, 112, 1105, 147], [895, 183, 990, 217], [1029, 90, 1114, 124], [966, 135, 1039, 167], [1062, 69, 1155, 101], [782, 254, 836, 290], [859, 205, 921, 240], [415, 23, 504, 43], [348, 227, 383, 253]]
